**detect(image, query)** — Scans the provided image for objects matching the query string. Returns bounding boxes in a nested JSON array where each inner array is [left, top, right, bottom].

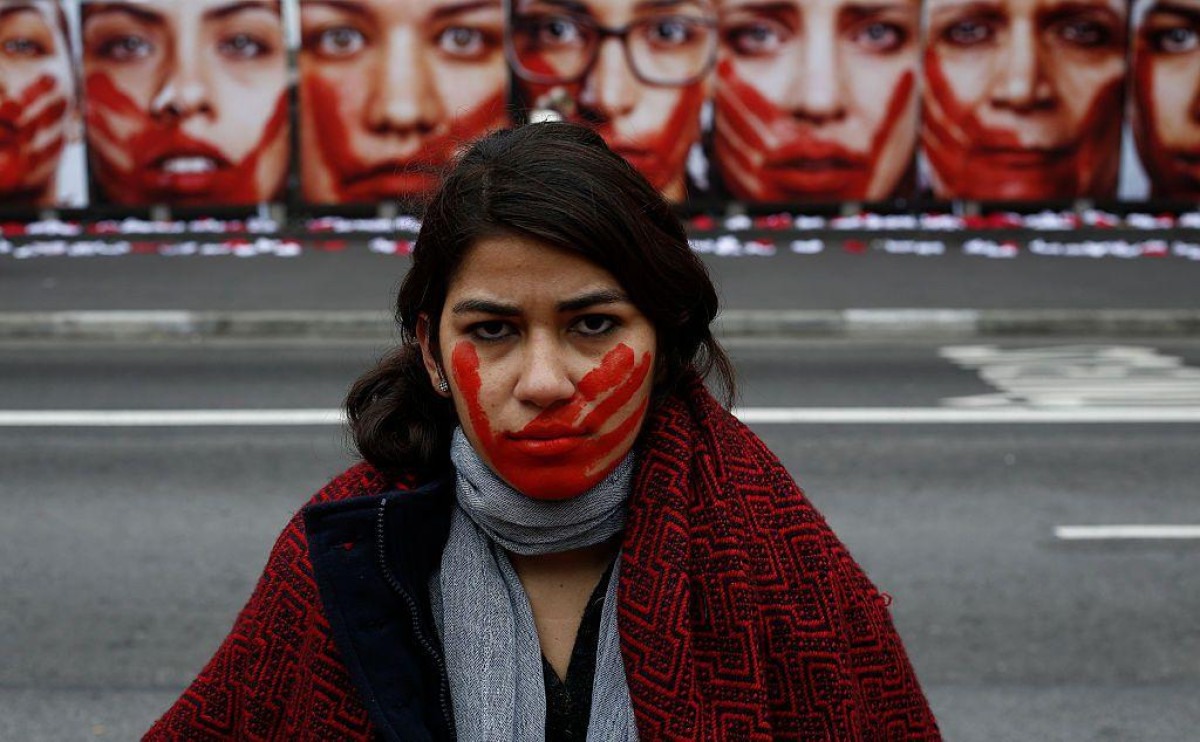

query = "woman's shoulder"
[[303, 460, 404, 508]]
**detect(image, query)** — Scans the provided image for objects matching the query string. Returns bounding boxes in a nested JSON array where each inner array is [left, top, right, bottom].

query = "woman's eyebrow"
[[1146, 1, 1200, 23], [83, 3, 165, 25], [205, 1, 283, 21], [452, 299, 522, 316], [300, 0, 370, 18], [557, 289, 629, 312], [431, 0, 503, 20]]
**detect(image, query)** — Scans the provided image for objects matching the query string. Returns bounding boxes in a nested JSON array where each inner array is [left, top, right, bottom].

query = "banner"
[[921, 0, 1127, 201], [298, 0, 510, 205], [710, 0, 922, 204], [80, 0, 291, 207], [0, 0, 87, 208], [506, 0, 717, 202], [1126, 0, 1200, 201]]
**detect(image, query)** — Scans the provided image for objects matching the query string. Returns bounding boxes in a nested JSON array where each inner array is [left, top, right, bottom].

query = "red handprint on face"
[[85, 72, 288, 206], [452, 341, 653, 501], [0, 74, 69, 202]]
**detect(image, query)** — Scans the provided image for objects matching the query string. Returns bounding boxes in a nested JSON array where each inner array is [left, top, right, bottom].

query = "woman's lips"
[[505, 422, 591, 457], [975, 146, 1074, 170], [136, 135, 234, 197], [339, 161, 441, 201]]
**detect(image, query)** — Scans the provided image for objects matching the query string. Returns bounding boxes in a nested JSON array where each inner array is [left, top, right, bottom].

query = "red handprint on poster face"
[[921, 0, 1125, 201], [81, 0, 290, 207], [0, 1, 78, 207]]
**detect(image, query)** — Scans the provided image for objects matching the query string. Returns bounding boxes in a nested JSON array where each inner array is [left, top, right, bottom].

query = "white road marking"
[[1055, 525, 1200, 540], [2, 406, 1200, 427]]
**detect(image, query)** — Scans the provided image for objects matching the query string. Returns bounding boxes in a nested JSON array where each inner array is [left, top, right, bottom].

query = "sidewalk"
[[2, 236, 1198, 340]]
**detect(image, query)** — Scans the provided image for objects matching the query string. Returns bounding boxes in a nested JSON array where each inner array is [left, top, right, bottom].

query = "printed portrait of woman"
[[1131, 0, 1200, 200], [81, 0, 290, 207], [506, 0, 718, 201], [712, 0, 921, 203], [298, 0, 509, 205], [922, 0, 1127, 201], [0, 0, 84, 209]]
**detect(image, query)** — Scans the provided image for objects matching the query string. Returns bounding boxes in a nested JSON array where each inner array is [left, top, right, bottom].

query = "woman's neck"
[[508, 539, 620, 681]]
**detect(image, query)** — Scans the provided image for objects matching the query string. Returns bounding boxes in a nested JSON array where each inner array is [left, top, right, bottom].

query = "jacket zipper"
[[375, 497, 456, 739]]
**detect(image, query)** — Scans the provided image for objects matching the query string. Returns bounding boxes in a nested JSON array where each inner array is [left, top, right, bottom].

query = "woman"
[[713, 0, 921, 203], [507, 0, 718, 201], [81, 0, 289, 206], [298, 0, 509, 205], [0, 0, 83, 208], [146, 123, 938, 741], [922, 0, 1127, 201], [1131, 0, 1200, 200]]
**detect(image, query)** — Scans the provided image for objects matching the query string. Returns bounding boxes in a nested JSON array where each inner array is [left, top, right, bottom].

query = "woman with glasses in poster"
[[81, 0, 289, 207], [711, 0, 922, 203], [507, 0, 718, 201], [0, 0, 83, 209], [297, 0, 509, 205], [1131, 0, 1200, 200], [921, 0, 1127, 202]]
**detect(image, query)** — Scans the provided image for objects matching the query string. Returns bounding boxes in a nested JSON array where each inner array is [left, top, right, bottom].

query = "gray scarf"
[[433, 428, 639, 741]]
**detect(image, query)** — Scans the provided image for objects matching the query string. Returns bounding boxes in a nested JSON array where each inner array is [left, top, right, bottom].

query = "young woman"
[[506, 0, 718, 202], [146, 123, 939, 741], [921, 0, 1127, 201], [81, 0, 290, 206], [297, 0, 509, 204], [713, 0, 922, 203], [0, 0, 83, 208], [1131, 0, 1200, 200]]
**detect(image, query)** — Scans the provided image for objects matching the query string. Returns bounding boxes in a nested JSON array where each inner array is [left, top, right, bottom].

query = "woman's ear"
[[415, 314, 452, 398]]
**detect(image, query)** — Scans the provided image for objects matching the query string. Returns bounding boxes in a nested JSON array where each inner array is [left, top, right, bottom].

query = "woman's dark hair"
[[346, 122, 735, 479]]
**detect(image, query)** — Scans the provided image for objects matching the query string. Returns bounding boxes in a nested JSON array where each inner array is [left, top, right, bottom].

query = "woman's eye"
[[97, 34, 154, 61], [645, 17, 697, 47], [437, 26, 490, 58], [219, 33, 270, 59], [573, 315, 616, 336], [1055, 19, 1112, 48], [724, 21, 787, 56], [1149, 24, 1200, 54], [1, 36, 49, 58], [471, 321, 514, 341], [852, 21, 907, 53], [942, 19, 994, 47], [313, 26, 365, 57], [534, 16, 584, 47]]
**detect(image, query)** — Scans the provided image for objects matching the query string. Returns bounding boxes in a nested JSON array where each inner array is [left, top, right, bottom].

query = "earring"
[[437, 377, 450, 395]]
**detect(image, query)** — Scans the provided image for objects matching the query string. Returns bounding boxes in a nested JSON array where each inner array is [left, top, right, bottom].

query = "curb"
[[1, 309, 1199, 342]]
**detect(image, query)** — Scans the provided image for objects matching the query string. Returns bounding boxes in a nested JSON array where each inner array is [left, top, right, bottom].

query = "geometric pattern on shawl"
[[618, 374, 941, 740]]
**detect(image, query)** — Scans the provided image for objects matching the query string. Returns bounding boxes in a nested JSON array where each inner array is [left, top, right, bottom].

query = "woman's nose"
[[512, 337, 576, 408], [151, 39, 214, 120], [366, 28, 444, 134], [578, 37, 638, 120], [989, 20, 1056, 112]]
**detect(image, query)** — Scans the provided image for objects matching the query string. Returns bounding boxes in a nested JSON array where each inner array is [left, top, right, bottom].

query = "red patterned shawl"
[[146, 376, 939, 740]]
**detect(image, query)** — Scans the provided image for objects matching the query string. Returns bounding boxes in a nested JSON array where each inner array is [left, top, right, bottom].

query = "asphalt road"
[[1, 338, 1198, 741]]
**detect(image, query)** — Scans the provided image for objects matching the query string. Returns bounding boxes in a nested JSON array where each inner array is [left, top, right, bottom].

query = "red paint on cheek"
[[922, 50, 1121, 200], [303, 71, 507, 203], [715, 59, 913, 202], [0, 74, 67, 200], [451, 341, 653, 501], [85, 73, 288, 206]]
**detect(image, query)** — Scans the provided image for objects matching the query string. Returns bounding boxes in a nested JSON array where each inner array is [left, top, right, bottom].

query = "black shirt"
[[542, 563, 614, 742]]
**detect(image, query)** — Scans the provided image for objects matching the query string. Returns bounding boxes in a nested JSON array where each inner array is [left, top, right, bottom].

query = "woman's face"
[[420, 236, 658, 502], [511, 0, 716, 201], [0, 0, 76, 206], [1133, 0, 1200, 199], [923, 0, 1126, 200], [714, 0, 920, 202], [298, 0, 508, 204], [81, 0, 289, 206]]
